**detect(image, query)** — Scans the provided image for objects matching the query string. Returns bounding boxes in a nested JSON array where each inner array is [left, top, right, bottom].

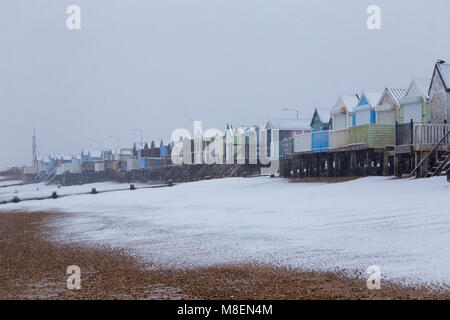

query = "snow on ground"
[[0, 180, 24, 188], [1, 176, 449, 286], [0, 181, 148, 202]]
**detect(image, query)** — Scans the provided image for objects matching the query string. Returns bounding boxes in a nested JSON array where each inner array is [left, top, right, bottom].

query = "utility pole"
[[32, 127, 37, 167], [132, 129, 143, 148], [109, 136, 120, 157]]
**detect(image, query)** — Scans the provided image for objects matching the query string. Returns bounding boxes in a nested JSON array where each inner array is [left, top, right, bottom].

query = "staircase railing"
[[410, 130, 450, 177], [44, 167, 57, 185], [425, 150, 450, 177]]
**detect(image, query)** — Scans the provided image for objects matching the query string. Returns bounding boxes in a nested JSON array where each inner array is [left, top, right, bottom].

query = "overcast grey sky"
[[1, 0, 450, 167]]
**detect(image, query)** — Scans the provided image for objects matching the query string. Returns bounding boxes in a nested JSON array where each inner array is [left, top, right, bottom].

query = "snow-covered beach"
[[1, 176, 449, 287]]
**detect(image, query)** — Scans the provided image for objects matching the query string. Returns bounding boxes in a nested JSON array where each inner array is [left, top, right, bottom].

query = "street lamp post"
[[132, 129, 143, 148], [281, 107, 299, 120]]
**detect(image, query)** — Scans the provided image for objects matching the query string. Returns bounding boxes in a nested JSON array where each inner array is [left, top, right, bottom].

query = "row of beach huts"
[[275, 60, 450, 179], [21, 141, 172, 184], [13, 60, 450, 185]]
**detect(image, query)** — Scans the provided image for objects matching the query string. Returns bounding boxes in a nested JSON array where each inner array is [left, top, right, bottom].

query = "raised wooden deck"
[[413, 124, 450, 151], [396, 123, 450, 151]]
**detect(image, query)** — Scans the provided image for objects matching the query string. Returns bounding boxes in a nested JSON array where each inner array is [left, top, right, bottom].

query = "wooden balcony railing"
[[414, 124, 450, 151]]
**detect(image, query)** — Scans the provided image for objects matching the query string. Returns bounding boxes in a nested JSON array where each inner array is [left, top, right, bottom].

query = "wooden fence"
[[396, 121, 414, 146]]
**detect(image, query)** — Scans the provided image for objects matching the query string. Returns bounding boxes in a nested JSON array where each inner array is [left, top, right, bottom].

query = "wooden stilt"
[[383, 149, 389, 176], [394, 153, 400, 177]]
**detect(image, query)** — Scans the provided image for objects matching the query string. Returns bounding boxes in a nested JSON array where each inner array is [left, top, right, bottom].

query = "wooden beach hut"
[[429, 60, 450, 123], [352, 91, 383, 126], [398, 78, 431, 124], [375, 88, 407, 125], [331, 94, 359, 130]]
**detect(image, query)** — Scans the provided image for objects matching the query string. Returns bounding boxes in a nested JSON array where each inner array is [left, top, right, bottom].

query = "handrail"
[[410, 130, 450, 177], [44, 167, 57, 185], [414, 123, 450, 147]]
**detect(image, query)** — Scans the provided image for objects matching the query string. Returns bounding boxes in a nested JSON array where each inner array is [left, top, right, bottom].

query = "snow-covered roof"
[[360, 91, 383, 107], [386, 88, 408, 105], [234, 126, 259, 135], [50, 154, 75, 160], [315, 108, 332, 123], [414, 78, 431, 98], [436, 62, 450, 91], [119, 149, 133, 154], [266, 119, 311, 130], [336, 94, 359, 110], [89, 152, 102, 158]]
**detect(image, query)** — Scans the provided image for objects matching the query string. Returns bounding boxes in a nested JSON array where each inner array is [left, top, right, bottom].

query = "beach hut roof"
[[266, 119, 311, 130], [315, 107, 332, 123], [336, 94, 360, 111], [435, 62, 450, 91], [359, 91, 383, 107], [381, 88, 408, 105], [413, 77, 432, 99]]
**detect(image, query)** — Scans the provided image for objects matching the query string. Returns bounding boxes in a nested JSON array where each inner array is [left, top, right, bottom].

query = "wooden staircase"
[[425, 149, 450, 177], [44, 168, 57, 185], [193, 164, 209, 180], [410, 130, 450, 178], [226, 164, 240, 177]]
